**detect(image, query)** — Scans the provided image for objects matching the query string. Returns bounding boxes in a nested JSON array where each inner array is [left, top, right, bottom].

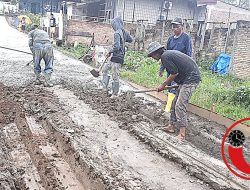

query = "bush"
[[228, 86, 250, 109], [123, 50, 158, 71], [59, 44, 89, 59], [197, 58, 214, 71], [25, 13, 42, 31]]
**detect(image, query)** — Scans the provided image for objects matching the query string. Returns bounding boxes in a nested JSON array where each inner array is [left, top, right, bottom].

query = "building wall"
[[0, 2, 18, 14], [168, 0, 196, 20], [110, 0, 196, 24], [207, 1, 250, 28], [19, 0, 79, 14], [66, 20, 113, 45], [231, 20, 250, 80], [19, 0, 41, 13]]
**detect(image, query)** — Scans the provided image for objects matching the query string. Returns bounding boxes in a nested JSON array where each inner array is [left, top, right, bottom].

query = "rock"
[[132, 115, 137, 120], [189, 179, 195, 183], [197, 179, 204, 185], [67, 129, 74, 134]]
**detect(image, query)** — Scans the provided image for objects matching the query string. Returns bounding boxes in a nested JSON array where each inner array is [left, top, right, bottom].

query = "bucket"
[[165, 93, 175, 112]]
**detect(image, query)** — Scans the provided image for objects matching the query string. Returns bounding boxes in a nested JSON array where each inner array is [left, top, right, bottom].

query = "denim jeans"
[[33, 42, 54, 75]]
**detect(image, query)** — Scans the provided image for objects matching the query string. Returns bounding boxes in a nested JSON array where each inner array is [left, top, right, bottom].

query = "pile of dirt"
[[79, 89, 148, 129], [0, 84, 22, 124]]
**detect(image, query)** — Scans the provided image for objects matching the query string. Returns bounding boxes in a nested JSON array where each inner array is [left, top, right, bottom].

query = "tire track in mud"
[[0, 83, 86, 189], [0, 126, 27, 190], [0, 84, 31, 190], [3, 122, 45, 190]]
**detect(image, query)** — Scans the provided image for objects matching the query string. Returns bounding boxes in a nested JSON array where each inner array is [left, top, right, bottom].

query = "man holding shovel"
[[147, 42, 201, 141], [28, 24, 54, 87], [101, 16, 133, 98]]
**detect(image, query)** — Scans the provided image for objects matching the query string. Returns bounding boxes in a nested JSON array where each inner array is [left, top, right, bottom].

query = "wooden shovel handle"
[[133, 85, 179, 94], [163, 85, 179, 90]]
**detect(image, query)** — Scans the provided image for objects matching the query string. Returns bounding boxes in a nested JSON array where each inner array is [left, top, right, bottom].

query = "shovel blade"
[[90, 69, 100, 78]]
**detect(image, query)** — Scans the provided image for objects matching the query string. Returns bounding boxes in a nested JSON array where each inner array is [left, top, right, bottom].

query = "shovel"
[[90, 57, 109, 78], [129, 85, 179, 94], [26, 60, 33, 66], [126, 85, 179, 99]]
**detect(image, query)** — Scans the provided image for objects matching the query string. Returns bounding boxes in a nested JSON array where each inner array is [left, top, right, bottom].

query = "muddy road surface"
[[0, 16, 249, 189]]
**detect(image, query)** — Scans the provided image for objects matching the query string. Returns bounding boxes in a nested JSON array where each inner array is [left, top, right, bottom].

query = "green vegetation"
[[122, 50, 165, 87], [59, 46, 250, 124], [58, 45, 89, 59], [25, 13, 41, 31]]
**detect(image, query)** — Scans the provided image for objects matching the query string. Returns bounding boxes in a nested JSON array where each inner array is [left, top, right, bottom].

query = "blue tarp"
[[211, 53, 231, 75]]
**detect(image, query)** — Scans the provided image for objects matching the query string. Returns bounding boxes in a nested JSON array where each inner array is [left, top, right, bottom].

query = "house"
[[67, 2, 87, 19], [105, 0, 199, 24], [206, 0, 250, 27], [0, 2, 18, 14], [68, 0, 105, 20], [18, 0, 81, 14], [69, 0, 218, 24]]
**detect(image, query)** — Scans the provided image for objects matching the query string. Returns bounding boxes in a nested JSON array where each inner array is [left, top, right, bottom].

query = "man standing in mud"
[[101, 16, 133, 98], [28, 24, 54, 87], [147, 42, 201, 141]]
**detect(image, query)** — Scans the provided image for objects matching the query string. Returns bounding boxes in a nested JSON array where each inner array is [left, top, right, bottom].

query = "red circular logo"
[[221, 117, 250, 180]]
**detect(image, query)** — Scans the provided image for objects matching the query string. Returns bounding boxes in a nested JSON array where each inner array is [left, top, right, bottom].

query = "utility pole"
[[132, 0, 135, 23], [160, 1, 171, 44], [224, 8, 231, 53], [50, 0, 53, 14], [41, 0, 44, 16], [123, 0, 125, 21]]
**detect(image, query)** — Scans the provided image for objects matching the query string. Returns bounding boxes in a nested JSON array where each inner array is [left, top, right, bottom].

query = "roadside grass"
[[59, 46, 250, 124], [57, 45, 89, 59]]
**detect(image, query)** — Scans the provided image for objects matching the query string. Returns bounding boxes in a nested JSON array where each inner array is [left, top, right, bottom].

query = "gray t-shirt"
[[28, 29, 50, 44], [161, 50, 201, 85]]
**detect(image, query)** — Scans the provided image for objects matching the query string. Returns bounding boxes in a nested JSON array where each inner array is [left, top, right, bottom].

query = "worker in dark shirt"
[[147, 41, 200, 142], [159, 17, 192, 94]]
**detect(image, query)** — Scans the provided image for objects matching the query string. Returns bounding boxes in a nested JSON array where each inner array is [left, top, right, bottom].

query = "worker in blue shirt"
[[159, 17, 192, 94]]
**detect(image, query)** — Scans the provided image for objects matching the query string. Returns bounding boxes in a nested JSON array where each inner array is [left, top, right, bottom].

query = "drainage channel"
[[13, 113, 86, 190]]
